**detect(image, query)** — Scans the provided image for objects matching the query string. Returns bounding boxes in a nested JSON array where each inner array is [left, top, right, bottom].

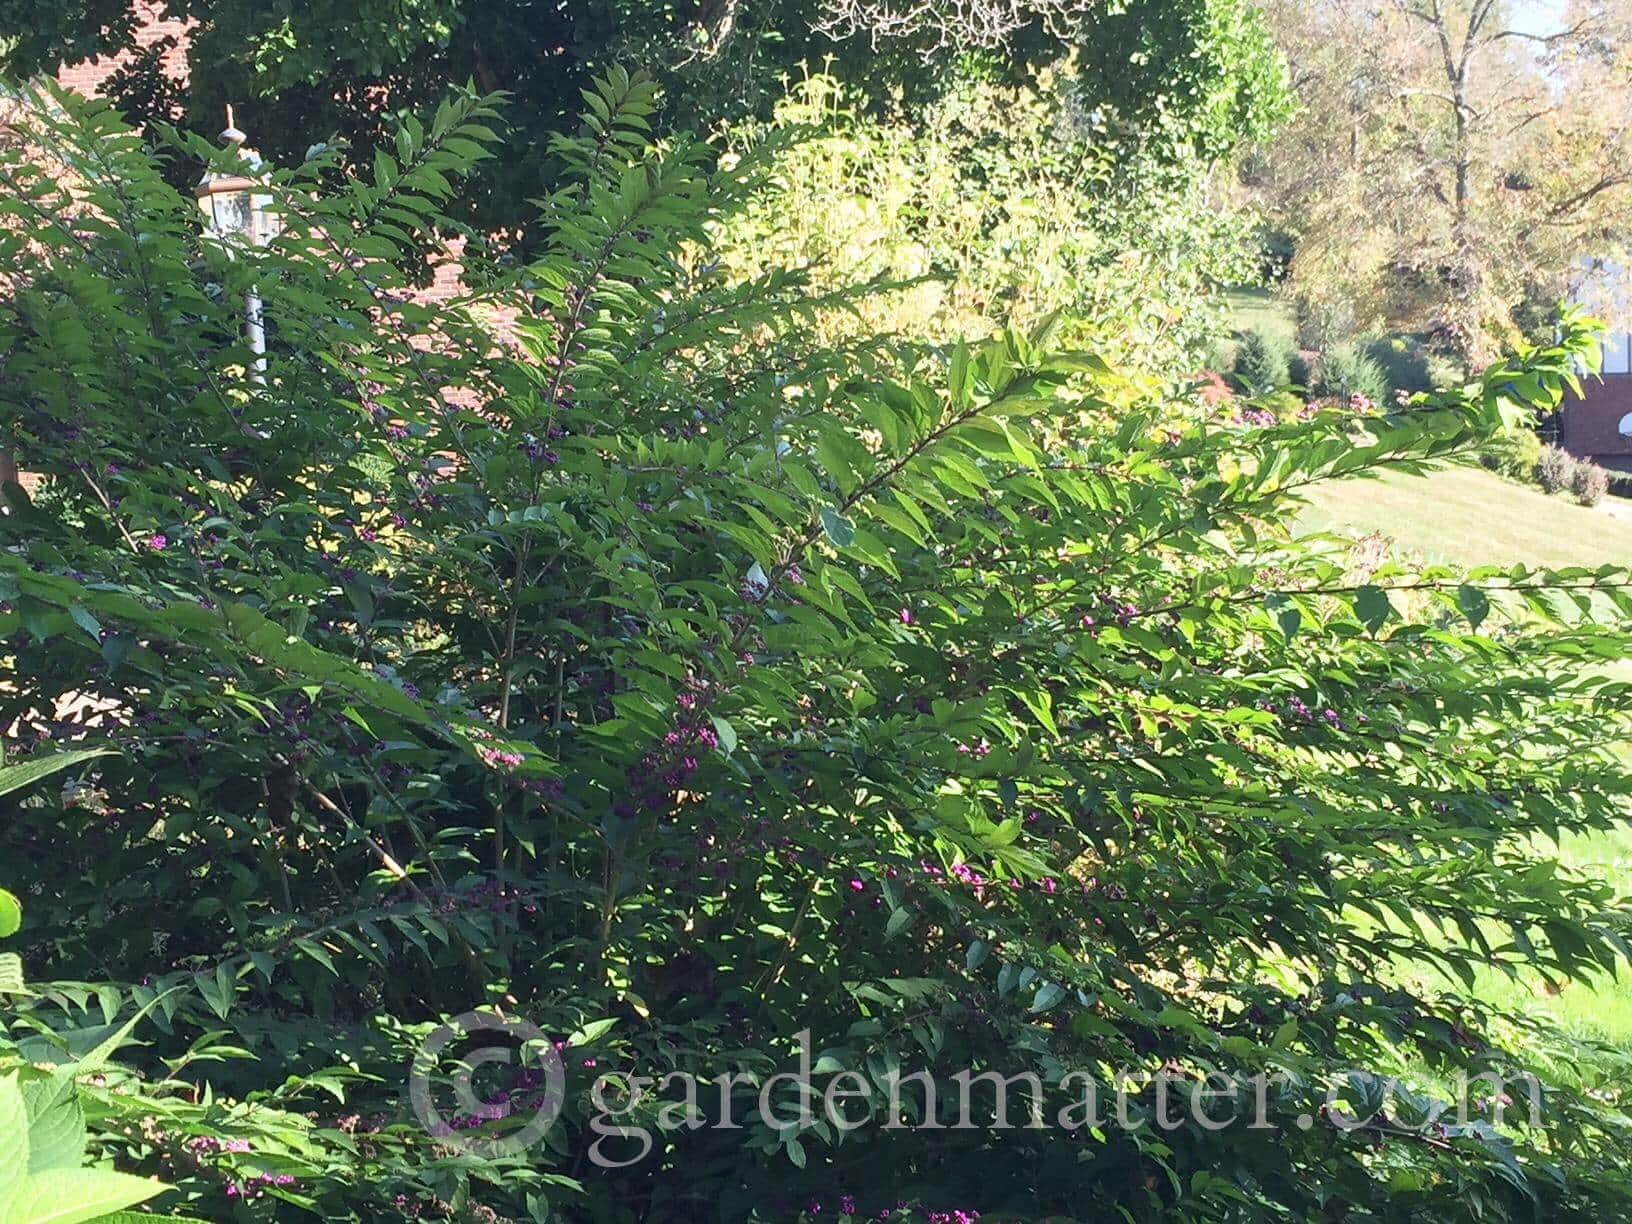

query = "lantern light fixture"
[[195, 106, 276, 386], [194, 106, 277, 246]]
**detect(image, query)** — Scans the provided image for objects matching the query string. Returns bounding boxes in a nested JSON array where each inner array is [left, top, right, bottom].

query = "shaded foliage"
[[0, 0, 1289, 240]]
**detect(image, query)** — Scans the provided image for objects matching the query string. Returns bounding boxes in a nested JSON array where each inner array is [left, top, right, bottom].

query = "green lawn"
[[1221, 287, 1297, 345], [1303, 460, 1632, 1085], [1299, 462, 1632, 570]]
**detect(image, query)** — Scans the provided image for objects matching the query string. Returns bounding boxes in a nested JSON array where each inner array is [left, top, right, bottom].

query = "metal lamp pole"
[[195, 106, 274, 386]]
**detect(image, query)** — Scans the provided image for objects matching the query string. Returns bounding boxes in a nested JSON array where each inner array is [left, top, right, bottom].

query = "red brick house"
[[1560, 266, 1632, 474], [1558, 334, 1632, 474]]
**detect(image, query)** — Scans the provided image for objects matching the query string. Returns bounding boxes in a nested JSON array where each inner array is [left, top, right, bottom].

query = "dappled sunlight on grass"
[[1305, 463, 1632, 1084]]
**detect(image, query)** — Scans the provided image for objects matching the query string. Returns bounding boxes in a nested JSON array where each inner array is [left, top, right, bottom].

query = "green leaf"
[[20, 1075, 85, 1173], [0, 750, 112, 799], [1354, 585, 1392, 634], [710, 715, 738, 756], [67, 605, 100, 645], [0, 1167, 167, 1224], [0, 1075, 28, 1199], [819, 507, 855, 549], [294, 938, 338, 976], [1031, 982, 1067, 1013], [1456, 584, 1490, 630], [0, 889, 20, 940], [1271, 1017, 1299, 1050], [1276, 604, 1301, 641]]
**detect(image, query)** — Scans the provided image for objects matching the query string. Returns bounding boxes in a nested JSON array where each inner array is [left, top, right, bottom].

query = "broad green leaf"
[[710, 715, 738, 756], [1457, 584, 1491, 630], [0, 1167, 166, 1224], [0, 751, 112, 800], [0, 1074, 28, 1198], [1354, 585, 1392, 634], [818, 507, 855, 549], [1031, 982, 1066, 1013], [19, 1075, 85, 1173]]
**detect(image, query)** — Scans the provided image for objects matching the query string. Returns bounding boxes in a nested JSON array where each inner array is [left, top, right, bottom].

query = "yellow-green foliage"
[[712, 72, 1259, 372]]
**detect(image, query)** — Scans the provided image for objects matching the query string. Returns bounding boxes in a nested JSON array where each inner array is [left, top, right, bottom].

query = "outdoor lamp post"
[[195, 107, 276, 384]]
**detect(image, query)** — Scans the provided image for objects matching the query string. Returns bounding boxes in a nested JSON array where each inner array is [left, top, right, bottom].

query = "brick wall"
[[1560, 377, 1632, 467], [54, 2, 191, 98]]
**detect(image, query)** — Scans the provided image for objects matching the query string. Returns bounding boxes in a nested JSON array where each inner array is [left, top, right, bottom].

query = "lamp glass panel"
[[210, 191, 253, 238], [251, 192, 279, 242]]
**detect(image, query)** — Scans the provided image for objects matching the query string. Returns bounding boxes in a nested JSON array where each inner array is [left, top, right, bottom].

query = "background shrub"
[[1288, 349, 1312, 388], [1316, 342, 1389, 402], [1294, 291, 1357, 352], [1231, 326, 1293, 390], [1572, 459, 1611, 506], [1477, 429, 1543, 483], [714, 74, 1261, 372], [1537, 444, 1577, 494], [1366, 336, 1432, 395]]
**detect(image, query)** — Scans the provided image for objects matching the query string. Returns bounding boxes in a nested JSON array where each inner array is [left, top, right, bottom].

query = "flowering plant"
[[3, 77, 1632, 1222]]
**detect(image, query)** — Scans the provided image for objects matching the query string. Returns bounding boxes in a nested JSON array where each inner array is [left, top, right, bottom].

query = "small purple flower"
[[146, 534, 167, 552]]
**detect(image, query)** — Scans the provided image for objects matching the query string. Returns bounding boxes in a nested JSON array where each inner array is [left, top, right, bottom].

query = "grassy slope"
[[1219, 285, 1632, 1060], [1222, 287, 1298, 345], [1302, 462, 1632, 1079], [1300, 464, 1632, 570]]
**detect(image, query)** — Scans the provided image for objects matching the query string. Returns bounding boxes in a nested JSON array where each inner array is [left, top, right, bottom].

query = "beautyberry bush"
[[2, 77, 1632, 1223]]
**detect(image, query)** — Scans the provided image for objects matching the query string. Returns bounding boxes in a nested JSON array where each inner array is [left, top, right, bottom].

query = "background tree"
[[0, 0, 1289, 240], [1251, 0, 1632, 363]]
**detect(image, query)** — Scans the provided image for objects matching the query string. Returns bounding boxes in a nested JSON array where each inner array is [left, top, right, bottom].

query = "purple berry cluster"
[[1260, 697, 1352, 730]]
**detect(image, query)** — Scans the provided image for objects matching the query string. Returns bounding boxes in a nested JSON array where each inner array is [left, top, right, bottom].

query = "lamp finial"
[[221, 104, 246, 148]]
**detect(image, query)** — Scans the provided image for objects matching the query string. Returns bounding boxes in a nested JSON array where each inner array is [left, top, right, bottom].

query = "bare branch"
[[1492, 16, 1597, 45], [811, 0, 1096, 56]]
